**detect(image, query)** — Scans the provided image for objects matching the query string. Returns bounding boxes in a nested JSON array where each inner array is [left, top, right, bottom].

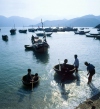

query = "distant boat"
[[28, 28, 35, 32], [35, 31, 52, 36], [10, 24, 16, 35], [74, 30, 90, 35], [19, 29, 27, 33], [10, 29, 16, 35], [86, 32, 100, 37], [2, 35, 8, 41]]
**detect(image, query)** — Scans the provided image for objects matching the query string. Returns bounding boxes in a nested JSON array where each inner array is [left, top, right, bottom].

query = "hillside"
[[0, 15, 100, 27]]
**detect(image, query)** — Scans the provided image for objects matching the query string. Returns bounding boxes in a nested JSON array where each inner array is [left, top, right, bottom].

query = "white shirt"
[[74, 58, 79, 67]]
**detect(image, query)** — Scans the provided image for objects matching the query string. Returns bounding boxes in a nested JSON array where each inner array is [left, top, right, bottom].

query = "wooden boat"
[[10, 29, 16, 35], [35, 31, 52, 37], [2, 35, 8, 40], [86, 32, 100, 37], [10, 24, 16, 35], [19, 29, 27, 33], [24, 45, 33, 50], [74, 30, 90, 35], [22, 74, 39, 87], [28, 28, 36, 32], [33, 42, 49, 53], [53, 64, 75, 76]]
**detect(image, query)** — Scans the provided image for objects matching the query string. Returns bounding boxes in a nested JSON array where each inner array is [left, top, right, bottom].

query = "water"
[[0, 27, 100, 109]]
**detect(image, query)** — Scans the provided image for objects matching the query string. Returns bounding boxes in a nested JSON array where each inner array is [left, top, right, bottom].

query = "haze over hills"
[[0, 15, 100, 27]]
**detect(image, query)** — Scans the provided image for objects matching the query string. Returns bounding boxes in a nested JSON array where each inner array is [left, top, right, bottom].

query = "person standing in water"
[[84, 62, 95, 84], [73, 54, 79, 73]]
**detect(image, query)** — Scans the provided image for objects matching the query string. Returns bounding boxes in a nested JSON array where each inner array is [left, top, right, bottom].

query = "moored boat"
[[33, 42, 49, 53], [74, 30, 90, 35], [28, 28, 36, 32], [86, 32, 100, 37], [35, 31, 52, 37], [19, 29, 27, 33], [22, 74, 39, 87], [2, 35, 8, 40], [10, 29, 16, 35], [24, 45, 33, 50], [10, 24, 16, 35]]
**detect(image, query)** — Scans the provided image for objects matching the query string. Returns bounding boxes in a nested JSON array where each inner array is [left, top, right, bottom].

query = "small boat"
[[28, 28, 36, 32], [35, 31, 52, 37], [10, 29, 16, 35], [74, 30, 90, 35], [24, 45, 33, 50], [2, 35, 8, 40], [86, 32, 100, 37], [53, 64, 75, 76], [10, 24, 16, 35], [19, 29, 27, 33], [33, 42, 49, 53], [22, 74, 39, 87], [46, 32, 52, 36]]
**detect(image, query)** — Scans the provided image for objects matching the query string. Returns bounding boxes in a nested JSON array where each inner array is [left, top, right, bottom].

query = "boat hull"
[[24, 45, 33, 50], [33, 42, 49, 53], [10, 29, 16, 35], [53, 64, 75, 76], [22, 75, 39, 87], [2, 35, 8, 41]]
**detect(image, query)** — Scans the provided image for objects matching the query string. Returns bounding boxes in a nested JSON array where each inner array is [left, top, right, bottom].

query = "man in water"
[[61, 59, 69, 81], [26, 69, 33, 82], [84, 62, 95, 84], [73, 54, 79, 73]]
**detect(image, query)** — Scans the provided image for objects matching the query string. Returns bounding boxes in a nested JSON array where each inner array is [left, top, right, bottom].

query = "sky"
[[0, 0, 100, 20]]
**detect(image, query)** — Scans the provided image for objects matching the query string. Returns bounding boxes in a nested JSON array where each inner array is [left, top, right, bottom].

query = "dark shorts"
[[90, 69, 95, 76]]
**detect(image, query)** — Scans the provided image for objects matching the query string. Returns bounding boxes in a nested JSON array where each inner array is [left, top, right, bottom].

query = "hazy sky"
[[0, 0, 100, 19]]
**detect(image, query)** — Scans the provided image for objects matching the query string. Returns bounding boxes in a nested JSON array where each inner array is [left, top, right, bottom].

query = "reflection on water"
[[54, 72, 76, 84], [33, 51, 49, 64], [75, 72, 81, 86], [89, 83, 100, 97]]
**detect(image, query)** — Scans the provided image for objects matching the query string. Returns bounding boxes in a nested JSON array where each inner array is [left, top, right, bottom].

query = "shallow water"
[[0, 27, 100, 109]]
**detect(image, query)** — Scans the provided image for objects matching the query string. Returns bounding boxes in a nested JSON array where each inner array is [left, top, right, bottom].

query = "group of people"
[[26, 54, 95, 84], [26, 69, 39, 83], [31, 34, 47, 44], [62, 54, 95, 84]]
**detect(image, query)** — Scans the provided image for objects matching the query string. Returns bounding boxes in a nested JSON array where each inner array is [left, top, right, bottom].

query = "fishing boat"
[[2, 35, 8, 40], [32, 41, 49, 53], [28, 28, 36, 32], [33, 19, 49, 52], [74, 30, 90, 35], [10, 24, 16, 35], [10, 29, 16, 35], [53, 64, 75, 76], [24, 45, 33, 50], [35, 31, 52, 37], [22, 74, 39, 87], [19, 29, 27, 33], [86, 32, 100, 37]]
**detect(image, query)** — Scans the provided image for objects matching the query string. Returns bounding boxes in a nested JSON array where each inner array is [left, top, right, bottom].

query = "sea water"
[[0, 27, 100, 109]]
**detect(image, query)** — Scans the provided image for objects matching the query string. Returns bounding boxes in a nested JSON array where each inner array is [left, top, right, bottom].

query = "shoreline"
[[75, 92, 100, 109]]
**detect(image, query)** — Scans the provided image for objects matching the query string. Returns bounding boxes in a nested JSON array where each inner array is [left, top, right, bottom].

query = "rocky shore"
[[75, 92, 100, 109]]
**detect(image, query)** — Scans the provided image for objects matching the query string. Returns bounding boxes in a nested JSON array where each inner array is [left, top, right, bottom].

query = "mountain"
[[0, 15, 100, 27], [0, 15, 38, 27], [32, 14, 100, 27]]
